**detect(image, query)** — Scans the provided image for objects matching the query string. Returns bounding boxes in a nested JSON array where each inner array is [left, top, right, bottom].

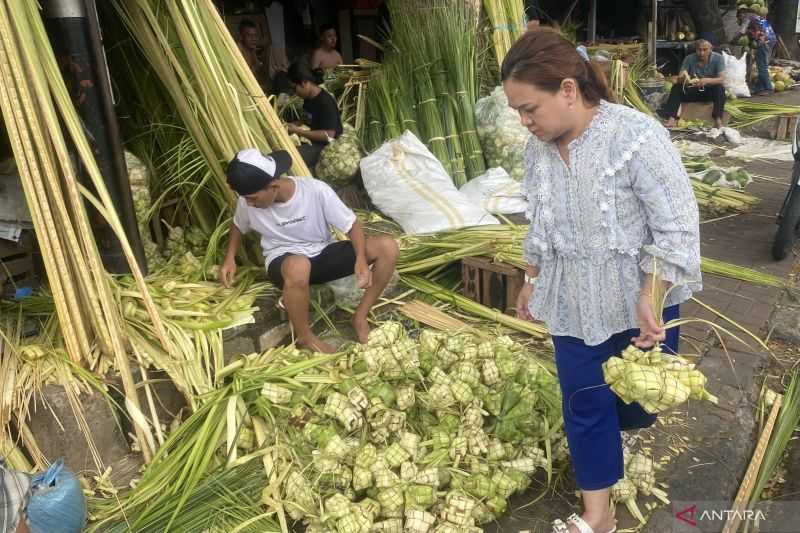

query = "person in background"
[[503, 28, 700, 533], [219, 149, 398, 353], [658, 39, 726, 128], [286, 61, 343, 170], [734, 8, 777, 95], [237, 19, 268, 87], [310, 24, 343, 71]]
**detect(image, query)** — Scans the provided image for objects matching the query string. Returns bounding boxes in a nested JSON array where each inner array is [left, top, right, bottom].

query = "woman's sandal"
[[552, 513, 617, 533]]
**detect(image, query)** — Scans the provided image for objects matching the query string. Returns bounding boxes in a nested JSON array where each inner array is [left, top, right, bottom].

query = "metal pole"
[[41, 0, 146, 274], [652, 0, 658, 69], [588, 0, 597, 43]]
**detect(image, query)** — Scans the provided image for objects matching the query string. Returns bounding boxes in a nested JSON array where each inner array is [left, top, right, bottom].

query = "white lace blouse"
[[522, 100, 702, 346]]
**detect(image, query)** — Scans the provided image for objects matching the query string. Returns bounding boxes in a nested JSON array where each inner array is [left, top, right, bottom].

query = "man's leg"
[[281, 254, 335, 353], [709, 85, 726, 128], [755, 42, 773, 94], [352, 235, 399, 343], [658, 84, 686, 125]]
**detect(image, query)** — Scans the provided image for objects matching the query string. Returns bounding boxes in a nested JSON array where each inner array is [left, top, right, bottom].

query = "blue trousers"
[[552, 305, 680, 490], [754, 43, 774, 93]]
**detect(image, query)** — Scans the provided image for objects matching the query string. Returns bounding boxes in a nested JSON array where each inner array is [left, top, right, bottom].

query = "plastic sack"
[[722, 51, 751, 98], [26, 459, 86, 533], [459, 167, 527, 214], [1, 459, 31, 533], [475, 86, 531, 181], [690, 166, 752, 189], [326, 269, 401, 308], [360, 131, 499, 234]]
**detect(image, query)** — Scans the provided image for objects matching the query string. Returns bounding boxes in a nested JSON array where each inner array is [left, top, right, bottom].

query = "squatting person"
[[219, 148, 398, 353], [503, 29, 701, 533]]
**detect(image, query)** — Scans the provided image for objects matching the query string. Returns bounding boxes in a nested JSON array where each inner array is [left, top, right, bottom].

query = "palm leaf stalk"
[[87, 347, 341, 532], [110, 0, 310, 219], [388, 0, 452, 176], [422, 3, 467, 186], [438, 0, 486, 180], [747, 372, 800, 509], [726, 100, 800, 129], [0, 0, 162, 461], [483, 0, 526, 67]]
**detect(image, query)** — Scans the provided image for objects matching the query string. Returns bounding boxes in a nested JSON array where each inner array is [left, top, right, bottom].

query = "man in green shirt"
[[658, 40, 726, 128]]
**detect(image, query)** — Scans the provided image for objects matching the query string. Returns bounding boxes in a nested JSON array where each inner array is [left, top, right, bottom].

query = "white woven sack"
[[360, 131, 500, 234]]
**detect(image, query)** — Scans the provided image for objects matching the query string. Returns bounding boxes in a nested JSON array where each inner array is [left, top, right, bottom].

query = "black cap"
[[226, 148, 292, 196]]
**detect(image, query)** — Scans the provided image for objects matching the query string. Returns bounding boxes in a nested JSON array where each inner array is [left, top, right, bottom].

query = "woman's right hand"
[[516, 283, 535, 321], [219, 257, 237, 288]]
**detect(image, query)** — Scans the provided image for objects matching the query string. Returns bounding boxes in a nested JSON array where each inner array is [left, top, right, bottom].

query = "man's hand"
[[219, 257, 237, 288], [515, 283, 535, 321], [286, 124, 300, 135], [632, 291, 666, 348], [355, 258, 372, 289]]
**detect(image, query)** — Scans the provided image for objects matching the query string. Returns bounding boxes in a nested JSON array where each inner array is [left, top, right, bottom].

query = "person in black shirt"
[[286, 61, 343, 170]]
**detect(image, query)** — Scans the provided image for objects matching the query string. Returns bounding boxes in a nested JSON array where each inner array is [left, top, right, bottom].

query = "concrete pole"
[[41, 0, 147, 275]]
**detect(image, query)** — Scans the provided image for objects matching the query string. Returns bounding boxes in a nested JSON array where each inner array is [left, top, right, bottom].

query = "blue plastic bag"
[[26, 459, 85, 533]]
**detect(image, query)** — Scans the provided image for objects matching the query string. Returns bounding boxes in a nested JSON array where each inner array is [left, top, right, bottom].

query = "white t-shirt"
[[233, 177, 357, 269]]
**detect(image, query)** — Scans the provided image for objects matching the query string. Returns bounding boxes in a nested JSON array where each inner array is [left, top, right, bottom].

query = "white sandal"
[[552, 513, 617, 533]]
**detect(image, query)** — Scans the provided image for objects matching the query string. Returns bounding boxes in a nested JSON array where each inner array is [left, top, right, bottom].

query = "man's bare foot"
[[664, 117, 677, 128], [351, 314, 370, 344], [297, 335, 336, 354]]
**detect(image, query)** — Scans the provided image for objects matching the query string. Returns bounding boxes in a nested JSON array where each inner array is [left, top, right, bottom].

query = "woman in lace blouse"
[[502, 30, 701, 533]]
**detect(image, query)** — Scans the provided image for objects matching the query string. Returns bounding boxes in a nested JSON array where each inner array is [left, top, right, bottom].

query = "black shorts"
[[267, 241, 357, 288]]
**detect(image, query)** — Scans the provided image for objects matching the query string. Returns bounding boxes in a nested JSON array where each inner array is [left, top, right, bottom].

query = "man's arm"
[[289, 125, 336, 143], [219, 224, 242, 287], [310, 49, 322, 70]]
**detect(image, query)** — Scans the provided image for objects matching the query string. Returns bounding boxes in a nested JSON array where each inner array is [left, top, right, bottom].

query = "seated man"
[[310, 24, 344, 71], [219, 148, 398, 353], [658, 39, 726, 129], [286, 61, 343, 170]]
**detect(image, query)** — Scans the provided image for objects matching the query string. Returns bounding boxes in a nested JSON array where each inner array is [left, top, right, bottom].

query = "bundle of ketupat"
[[283, 321, 565, 532], [474, 87, 531, 181], [603, 345, 718, 414], [316, 124, 363, 187]]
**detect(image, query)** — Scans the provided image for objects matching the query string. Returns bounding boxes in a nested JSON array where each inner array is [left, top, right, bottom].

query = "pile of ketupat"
[[87, 320, 566, 532], [603, 345, 718, 414], [282, 321, 565, 532], [316, 124, 364, 188]]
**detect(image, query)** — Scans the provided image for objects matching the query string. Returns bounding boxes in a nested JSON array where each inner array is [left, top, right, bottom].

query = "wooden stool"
[[461, 256, 524, 315]]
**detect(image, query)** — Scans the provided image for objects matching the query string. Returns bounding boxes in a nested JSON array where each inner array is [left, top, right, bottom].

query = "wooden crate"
[[0, 234, 34, 288], [461, 256, 524, 315], [774, 115, 798, 141]]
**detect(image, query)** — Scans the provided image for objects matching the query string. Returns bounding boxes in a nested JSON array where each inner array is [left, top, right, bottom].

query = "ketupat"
[[315, 124, 363, 187], [603, 345, 717, 414]]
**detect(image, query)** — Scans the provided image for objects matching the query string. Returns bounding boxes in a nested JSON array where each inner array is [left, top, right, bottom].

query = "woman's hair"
[[288, 61, 316, 85], [501, 28, 614, 105]]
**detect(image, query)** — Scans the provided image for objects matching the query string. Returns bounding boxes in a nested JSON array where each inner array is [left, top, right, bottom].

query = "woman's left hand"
[[632, 292, 666, 348]]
